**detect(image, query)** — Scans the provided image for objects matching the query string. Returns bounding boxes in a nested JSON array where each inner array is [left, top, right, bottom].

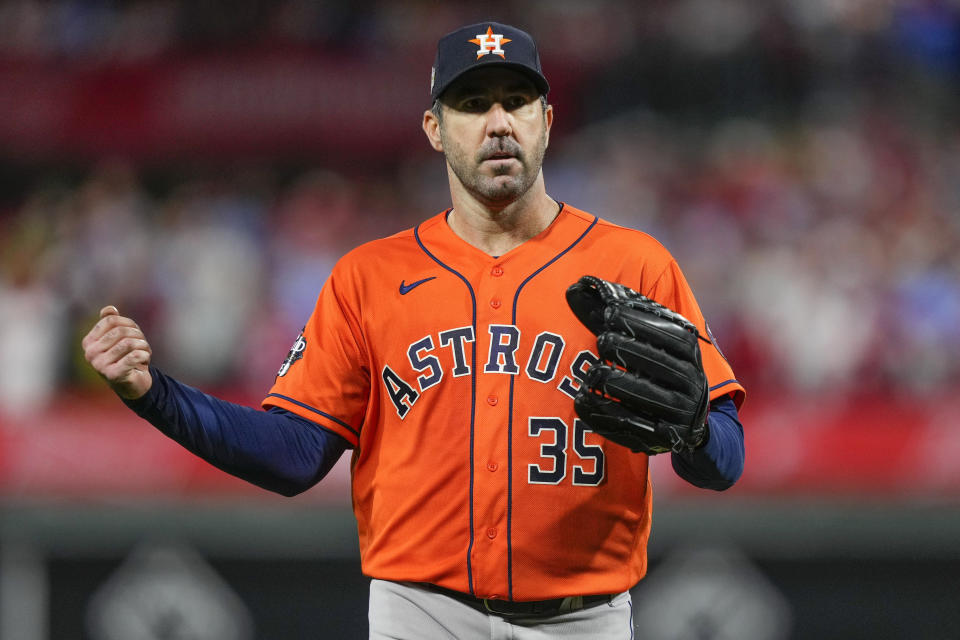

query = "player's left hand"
[[566, 276, 709, 455]]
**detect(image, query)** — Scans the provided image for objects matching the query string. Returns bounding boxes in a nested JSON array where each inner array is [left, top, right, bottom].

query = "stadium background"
[[1, 1, 959, 638]]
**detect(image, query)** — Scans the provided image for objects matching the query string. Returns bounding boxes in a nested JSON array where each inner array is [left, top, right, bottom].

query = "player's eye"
[[460, 97, 490, 112], [504, 95, 530, 110]]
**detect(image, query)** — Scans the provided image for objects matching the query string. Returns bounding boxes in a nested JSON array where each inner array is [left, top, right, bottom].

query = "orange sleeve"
[[646, 260, 745, 409], [262, 261, 369, 447]]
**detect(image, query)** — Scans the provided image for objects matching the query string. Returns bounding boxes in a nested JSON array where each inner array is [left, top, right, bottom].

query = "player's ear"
[[543, 102, 553, 149], [422, 110, 444, 152]]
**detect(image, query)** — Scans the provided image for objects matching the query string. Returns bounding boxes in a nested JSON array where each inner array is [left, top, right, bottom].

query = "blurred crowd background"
[[1, 0, 959, 417]]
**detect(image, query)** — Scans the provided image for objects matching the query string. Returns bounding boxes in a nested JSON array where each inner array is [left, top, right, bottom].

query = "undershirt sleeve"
[[123, 367, 349, 496], [670, 395, 744, 491]]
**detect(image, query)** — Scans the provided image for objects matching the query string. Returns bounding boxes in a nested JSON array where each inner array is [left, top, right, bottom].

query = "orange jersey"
[[263, 204, 744, 601]]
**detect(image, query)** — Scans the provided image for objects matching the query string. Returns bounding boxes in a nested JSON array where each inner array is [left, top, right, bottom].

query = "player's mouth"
[[479, 139, 522, 164], [483, 151, 519, 164]]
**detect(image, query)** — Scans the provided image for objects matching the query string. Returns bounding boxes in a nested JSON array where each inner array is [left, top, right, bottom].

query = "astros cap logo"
[[470, 26, 511, 59]]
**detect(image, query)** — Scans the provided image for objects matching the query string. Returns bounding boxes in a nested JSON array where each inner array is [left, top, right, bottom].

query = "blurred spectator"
[[268, 170, 358, 330], [151, 175, 267, 385], [0, 187, 67, 418], [59, 161, 154, 315]]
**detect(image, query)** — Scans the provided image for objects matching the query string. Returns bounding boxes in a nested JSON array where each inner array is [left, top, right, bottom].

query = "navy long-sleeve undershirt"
[[123, 367, 744, 495], [671, 395, 745, 491], [123, 367, 350, 496]]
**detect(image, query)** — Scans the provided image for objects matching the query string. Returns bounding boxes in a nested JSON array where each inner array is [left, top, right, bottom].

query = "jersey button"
[[486, 395, 498, 406], [490, 298, 502, 309], [486, 462, 498, 472], [491, 265, 504, 277], [486, 527, 497, 539]]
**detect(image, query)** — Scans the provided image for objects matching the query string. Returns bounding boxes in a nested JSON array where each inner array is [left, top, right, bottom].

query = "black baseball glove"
[[566, 275, 709, 455]]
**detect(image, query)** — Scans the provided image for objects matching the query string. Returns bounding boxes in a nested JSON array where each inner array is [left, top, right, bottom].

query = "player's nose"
[[485, 103, 512, 138]]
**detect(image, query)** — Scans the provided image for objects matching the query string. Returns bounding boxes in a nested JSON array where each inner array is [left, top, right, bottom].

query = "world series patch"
[[278, 330, 307, 377], [705, 322, 728, 363]]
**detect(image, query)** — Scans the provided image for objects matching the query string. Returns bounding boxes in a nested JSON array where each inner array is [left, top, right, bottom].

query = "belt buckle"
[[559, 595, 583, 613], [483, 598, 518, 617]]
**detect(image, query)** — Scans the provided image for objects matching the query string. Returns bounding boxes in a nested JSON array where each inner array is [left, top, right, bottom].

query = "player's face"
[[428, 68, 552, 207]]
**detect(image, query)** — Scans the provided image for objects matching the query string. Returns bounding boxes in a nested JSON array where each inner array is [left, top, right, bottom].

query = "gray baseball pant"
[[368, 579, 634, 639]]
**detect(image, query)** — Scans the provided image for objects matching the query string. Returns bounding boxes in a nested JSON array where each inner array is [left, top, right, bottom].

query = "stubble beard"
[[441, 124, 548, 208]]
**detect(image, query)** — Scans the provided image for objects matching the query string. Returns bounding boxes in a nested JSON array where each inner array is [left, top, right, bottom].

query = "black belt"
[[424, 583, 613, 617]]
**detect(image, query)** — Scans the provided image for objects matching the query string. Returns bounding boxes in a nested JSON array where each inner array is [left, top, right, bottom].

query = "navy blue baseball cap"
[[430, 22, 550, 102]]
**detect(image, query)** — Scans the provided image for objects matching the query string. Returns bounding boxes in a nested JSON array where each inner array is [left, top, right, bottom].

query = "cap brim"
[[434, 62, 550, 102]]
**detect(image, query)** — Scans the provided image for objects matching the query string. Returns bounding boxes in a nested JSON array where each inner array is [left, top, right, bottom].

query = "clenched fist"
[[82, 306, 153, 400]]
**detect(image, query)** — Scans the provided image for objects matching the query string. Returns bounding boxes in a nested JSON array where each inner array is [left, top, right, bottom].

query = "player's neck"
[[447, 180, 559, 257]]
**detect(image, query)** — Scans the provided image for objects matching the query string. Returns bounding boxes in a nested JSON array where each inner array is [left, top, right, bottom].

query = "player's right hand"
[[81, 306, 153, 400]]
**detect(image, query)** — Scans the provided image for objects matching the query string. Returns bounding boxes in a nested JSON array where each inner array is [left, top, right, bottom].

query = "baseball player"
[[82, 22, 745, 639]]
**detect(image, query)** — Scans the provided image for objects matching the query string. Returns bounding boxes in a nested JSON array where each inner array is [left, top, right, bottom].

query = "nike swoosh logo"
[[399, 277, 436, 295]]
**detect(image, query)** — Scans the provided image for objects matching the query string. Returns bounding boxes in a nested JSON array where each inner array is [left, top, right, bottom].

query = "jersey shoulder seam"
[[592, 216, 664, 244], [581, 216, 676, 266]]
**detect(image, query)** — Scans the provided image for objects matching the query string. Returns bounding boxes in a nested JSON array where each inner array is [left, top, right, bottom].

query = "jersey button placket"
[[487, 263, 504, 310], [475, 261, 511, 598]]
